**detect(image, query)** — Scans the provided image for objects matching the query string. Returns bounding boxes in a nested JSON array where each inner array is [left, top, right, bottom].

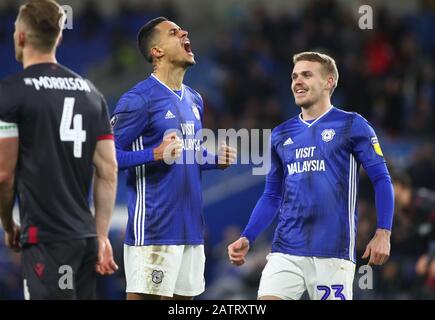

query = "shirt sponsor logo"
[[287, 160, 326, 175], [287, 146, 326, 175], [371, 136, 383, 156], [180, 122, 201, 151], [321, 129, 335, 142]]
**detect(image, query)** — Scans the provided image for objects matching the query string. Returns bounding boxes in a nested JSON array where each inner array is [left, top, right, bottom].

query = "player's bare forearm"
[[94, 173, 117, 237], [0, 137, 19, 232], [0, 178, 15, 232], [93, 140, 118, 238], [93, 140, 119, 275]]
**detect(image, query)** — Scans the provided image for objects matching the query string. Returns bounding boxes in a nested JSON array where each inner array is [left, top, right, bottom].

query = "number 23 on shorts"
[[316, 285, 346, 300]]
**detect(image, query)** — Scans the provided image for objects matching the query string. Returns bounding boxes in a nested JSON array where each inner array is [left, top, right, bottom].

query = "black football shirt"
[[0, 63, 112, 244]]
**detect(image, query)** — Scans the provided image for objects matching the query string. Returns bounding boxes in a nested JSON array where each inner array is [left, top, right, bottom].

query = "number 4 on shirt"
[[59, 97, 86, 158]]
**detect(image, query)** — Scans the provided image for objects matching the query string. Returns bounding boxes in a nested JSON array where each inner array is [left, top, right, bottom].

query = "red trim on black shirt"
[[28, 226, 38, 244], [97, 134, 114, 141]]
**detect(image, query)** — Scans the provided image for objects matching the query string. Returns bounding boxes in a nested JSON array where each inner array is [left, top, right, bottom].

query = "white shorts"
[[124, 244, 205, 297], [258, 253, 356, 300]]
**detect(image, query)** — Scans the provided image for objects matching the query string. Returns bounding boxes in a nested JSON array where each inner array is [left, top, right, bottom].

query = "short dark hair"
[[137, 16, 168, 63], [18, 0, 65, 52]]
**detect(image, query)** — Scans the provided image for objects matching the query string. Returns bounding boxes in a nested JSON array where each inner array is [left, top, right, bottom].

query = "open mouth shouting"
[[183, 38, 194, 56]]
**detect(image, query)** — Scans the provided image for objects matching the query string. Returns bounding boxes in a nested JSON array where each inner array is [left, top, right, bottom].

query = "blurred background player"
[[228, 52, 395, 300], [393, 173, 435, 299], [0, 0, 118, 299], [111, 17, 236, 300]]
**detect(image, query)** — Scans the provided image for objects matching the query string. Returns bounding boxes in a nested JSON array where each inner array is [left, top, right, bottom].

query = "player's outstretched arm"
[[362, 162, 394, 265], [350, 115, 394, 266], [93, 139, 119, 275], [228, 237, 250, 266], [228, 140, 282, 266], [0, 136, 20, 251], [227, 176, 282, 267]]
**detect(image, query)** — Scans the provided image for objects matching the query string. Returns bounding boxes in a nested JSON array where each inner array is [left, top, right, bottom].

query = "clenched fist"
[[153, 132, 183, 164], [227, 237, 250, 266], [217, 142, 237, 169]]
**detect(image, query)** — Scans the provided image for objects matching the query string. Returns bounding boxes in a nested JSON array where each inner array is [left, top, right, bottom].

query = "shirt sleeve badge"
[[371, 136, 384, 157]]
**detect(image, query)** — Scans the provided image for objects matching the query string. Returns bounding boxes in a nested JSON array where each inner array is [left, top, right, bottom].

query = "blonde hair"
[[293, 51, 339, 95]]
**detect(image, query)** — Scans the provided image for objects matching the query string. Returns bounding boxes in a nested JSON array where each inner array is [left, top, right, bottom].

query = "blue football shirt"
[[269, 106, 385, 262], [112, 74, 206, 246]]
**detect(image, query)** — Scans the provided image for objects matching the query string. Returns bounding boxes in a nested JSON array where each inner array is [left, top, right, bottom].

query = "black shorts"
[[22, 237, 98, 300]]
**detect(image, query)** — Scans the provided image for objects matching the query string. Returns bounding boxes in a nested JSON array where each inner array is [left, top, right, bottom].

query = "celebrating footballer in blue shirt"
[[228, 52, 394, 300], [111, 17, 236, 300]]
